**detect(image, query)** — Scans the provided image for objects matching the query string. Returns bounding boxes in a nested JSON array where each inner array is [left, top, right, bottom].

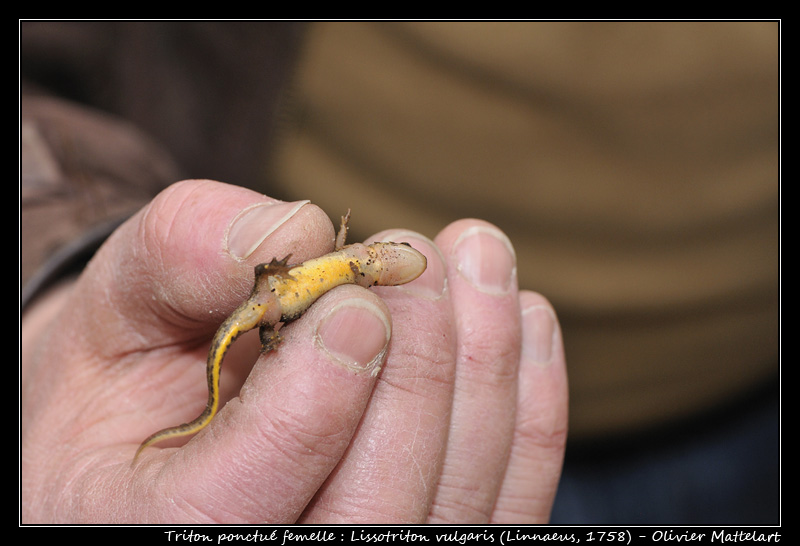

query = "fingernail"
[[371, 231, 445, 300], [521, 304, 557, 366], [316, 299, 391, 375], [453, 226, 516, 295], [226, 200, 309, 259]]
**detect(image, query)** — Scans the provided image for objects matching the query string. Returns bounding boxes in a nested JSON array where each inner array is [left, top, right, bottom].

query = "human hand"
[[20, 180, 567, 523]]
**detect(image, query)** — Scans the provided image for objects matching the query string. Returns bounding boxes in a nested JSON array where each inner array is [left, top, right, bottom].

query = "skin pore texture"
[[20, 180, 567, 523], [133, 212, 428, 462]]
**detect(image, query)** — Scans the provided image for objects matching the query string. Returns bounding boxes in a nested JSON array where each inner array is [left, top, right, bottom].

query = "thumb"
[[72, 179, 334, 360]]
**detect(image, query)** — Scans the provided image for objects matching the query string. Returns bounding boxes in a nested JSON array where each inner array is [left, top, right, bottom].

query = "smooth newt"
[[133, 211, 426, 463]]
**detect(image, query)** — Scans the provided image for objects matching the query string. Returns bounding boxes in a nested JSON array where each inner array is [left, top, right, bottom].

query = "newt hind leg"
[[259, 324, 283, 353], [255, 255, 294, 279]]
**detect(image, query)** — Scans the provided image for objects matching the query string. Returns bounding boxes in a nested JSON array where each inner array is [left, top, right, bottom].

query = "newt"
[[133, 211, 427, 463]]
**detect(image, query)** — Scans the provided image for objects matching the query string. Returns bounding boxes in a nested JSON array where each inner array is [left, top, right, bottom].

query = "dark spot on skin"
[[348, 261, 360, 277]]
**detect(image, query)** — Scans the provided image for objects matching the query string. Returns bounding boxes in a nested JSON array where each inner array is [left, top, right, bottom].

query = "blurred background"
[[20, 21, 780, 523]]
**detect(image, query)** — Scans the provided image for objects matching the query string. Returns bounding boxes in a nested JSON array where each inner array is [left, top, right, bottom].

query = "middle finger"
[[428, 220, 521, 523]]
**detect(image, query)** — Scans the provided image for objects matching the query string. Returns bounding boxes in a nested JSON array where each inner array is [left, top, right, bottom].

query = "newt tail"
[[133, 212, 426, 463]]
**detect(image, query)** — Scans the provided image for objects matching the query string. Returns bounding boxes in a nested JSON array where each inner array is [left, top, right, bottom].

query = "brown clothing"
[[267, 22, 780, 440], [21, 21, 779, 442], [20, 93, 183, 302]]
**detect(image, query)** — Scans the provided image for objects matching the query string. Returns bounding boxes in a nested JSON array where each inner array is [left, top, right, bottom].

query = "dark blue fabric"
[[550, 386, 779, 524]]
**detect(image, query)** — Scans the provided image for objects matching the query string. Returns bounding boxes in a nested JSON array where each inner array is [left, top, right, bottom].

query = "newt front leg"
[[133, 213, 427, 463]]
